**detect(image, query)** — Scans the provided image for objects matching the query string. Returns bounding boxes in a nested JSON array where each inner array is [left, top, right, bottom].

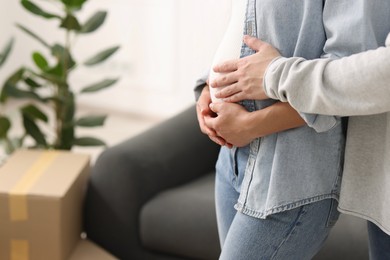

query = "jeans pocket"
[[231, 147, 239, 178], [325, 199, 340, 228]]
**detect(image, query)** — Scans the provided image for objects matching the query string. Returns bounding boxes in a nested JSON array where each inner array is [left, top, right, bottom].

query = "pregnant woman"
[[195, 0, 389, 259]]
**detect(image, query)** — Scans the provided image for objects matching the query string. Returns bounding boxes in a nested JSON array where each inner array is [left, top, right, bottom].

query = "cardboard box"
[[0, 149, 90, 260], [69, 239, 118, 260]]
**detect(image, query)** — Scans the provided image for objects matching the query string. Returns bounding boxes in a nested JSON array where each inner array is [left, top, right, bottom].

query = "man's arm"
[[205, 101, 305, 147], [264, 34, 390, 116], [266, 0, 390, 117], [210, 35, 341, 133]]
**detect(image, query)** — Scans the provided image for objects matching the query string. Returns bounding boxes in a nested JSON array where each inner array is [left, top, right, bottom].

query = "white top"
[[208, 0, 247, 102]]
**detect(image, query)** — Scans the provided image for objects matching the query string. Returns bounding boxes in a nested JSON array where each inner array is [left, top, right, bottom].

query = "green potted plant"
[[0, 0, 120, 155], [0, 38, 15, 156]]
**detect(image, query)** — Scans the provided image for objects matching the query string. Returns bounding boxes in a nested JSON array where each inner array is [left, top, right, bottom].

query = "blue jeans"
[[215, 146, 340, 260], [368, 222, 390, 260]]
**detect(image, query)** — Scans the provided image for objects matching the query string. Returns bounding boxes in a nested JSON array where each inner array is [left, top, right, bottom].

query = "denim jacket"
[[195, 0, 387, 219]]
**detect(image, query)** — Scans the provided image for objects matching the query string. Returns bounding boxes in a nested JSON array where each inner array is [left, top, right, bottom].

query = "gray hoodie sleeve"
[[194, 71, 209, 101], [290, 1, 390, 130], [264, 34, 390, 116]]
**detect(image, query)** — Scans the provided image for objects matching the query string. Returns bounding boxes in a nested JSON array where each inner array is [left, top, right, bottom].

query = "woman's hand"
[[204, 102, 256, 147], [204, 102, 306, 147], [210, 36, 281, 102], [196, 85, 232, 148]]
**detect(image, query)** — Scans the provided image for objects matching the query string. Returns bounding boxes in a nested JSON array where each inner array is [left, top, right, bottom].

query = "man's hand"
[[210, 36, 281, 102], [196, 86, 232, 147]]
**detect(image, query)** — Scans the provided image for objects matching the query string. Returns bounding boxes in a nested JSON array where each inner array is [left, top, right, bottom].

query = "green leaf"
[[8, 67, 25, 83], [3, 67, 24, 86], [80, 11, 107, 34], [24, 77, 41, 89], [84, 46, 120, 66], [80, 78, 118, 93], [51, 44, 76, 69], [22, 114, 47, 147], [0, 68, 25, 103], [42, 96, 63, 104], [3, 84, 42, 101], [21, 0, 61, 19], [61, 0, 87, 11], [32, 52, 49, 71], [73, 136, 106, 147], [0, 116, 11, 138], [0, 38, 14, 68], [39, 44, 76, 83], [60, 14, 81, 31], [36, 70, 65, 86], [44, 64, 65, 79], [21, 104, 48, 122], [1, 68, 43, 102], [75, 115, 107, 127], [16, 23, 51, 49]]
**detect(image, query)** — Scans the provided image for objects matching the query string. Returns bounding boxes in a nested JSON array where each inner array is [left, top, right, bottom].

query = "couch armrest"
[[83, 104, 220, 260]]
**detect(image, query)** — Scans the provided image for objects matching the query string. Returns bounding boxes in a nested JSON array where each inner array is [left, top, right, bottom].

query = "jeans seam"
[[270, 205, 307, 260], [325, 199, 339, 228]]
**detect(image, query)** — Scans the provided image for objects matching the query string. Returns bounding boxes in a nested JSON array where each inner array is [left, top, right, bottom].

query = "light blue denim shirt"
[[195, 0, 390, 219]]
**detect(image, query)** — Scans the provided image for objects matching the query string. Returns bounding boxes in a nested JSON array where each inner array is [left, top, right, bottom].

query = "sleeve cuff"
[[299, 113, 340, 133], [263, 56, 288, 101]]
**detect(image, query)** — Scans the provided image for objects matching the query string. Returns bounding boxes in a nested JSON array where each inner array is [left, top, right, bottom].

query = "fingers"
[[203, 113, 216, 129], [196, 104, 213, 134], [203, 115, 230, 147], [209, 135, 228, 147], [204, 114, 221, 138], [213, 59, 239, 73], [212, 84, 245, 103], [196, 86, 216, 135], [204, 105, 234, 149], [219, 92, 244, 103], [208, 102, 225, 115], [197, 86, 212, 114], [198, 99, 212, 116], [196, 86, 230, 147], [243, 35, 267, 52], [197, 112, 214, 134], [214, 82, 240, 100], [210, 71, 239, 89]]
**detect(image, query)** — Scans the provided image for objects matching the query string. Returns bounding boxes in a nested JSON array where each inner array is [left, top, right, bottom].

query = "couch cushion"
[[140, 173, 220, 260]]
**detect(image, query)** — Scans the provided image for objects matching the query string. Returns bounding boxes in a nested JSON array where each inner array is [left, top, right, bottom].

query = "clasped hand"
[[196, 36, 281, 148]]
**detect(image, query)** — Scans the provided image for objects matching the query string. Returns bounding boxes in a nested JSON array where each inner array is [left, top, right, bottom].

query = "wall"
[[0, 0, 231, 118]]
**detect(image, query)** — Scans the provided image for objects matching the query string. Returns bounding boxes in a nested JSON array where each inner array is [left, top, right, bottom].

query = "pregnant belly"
[[209, 0, 247, 102]]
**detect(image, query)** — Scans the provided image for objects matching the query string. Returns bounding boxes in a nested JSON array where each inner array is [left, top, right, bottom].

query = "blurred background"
[[0, 0, 231, 160], [0, 2, 233, 258], [0, 0, 231, 118]]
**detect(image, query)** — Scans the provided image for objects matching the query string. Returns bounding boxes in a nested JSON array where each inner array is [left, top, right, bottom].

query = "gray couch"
[[83, 105, 370, 260]]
